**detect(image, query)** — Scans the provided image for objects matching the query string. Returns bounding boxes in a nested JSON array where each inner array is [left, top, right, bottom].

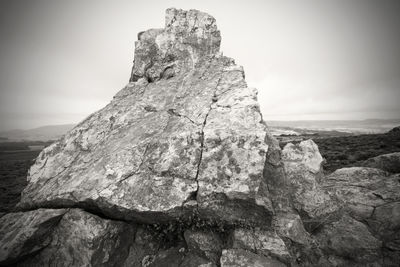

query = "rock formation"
[[1, 8, 399, 267], [361, 152, 400, 173]]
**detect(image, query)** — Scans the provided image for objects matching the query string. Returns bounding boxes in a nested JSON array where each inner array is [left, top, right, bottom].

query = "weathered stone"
[[122, 226, 162, 267], [0, 209, 66, 265], [282, 140, 338, 220], [228, 228, 290, 263], [184, 229, 222, 263], [315, 214, 382, 265], [220, 249, 287, 267], [323, 167, 400, 221], [17, 8, 275, 226], [145, 246, 186, 267], [362, 152, 400, 173], [130, 8, 221, 83], [272, 213, 310, 245], [263, 131, 293, 213], [16, 209, 134, 267]]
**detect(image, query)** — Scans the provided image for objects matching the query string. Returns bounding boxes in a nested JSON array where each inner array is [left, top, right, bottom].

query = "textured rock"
[[184, 229, 223, 263], [323, 167, 400, 221], [220, 249, 286, 267], [16, 209, 134, 267], [362, 152, 400, 173], [282, 140, 338, 221], [315, 214, 382, 265], [18, 8, 274, 226], [0, 209, 66, 265], [272, 213, 310, 245], [228, 228, 290, 263], [130, 8, 221, 83]]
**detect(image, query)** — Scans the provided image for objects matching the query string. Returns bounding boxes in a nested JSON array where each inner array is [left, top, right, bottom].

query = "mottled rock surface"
[[220, 249, 286, 267], [0, 209, 66, 265], [229, 228, 290, 263], [282, 140, 338, 223], [18, 7, 273, 226], [16, 209, 134, 267], [361, 152, 400, 173]]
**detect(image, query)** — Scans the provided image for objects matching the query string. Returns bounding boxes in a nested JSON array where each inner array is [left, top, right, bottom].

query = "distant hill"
[[266, 119, 400, 135], [1, 119, 399, 142], [0, 124, 76, 142]]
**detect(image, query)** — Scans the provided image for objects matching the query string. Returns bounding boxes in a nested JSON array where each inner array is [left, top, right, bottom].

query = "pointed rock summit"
[[18, 8, 278, 225]]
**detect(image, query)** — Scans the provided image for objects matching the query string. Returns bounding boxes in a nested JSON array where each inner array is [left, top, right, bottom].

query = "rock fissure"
[[193, 76, 222, 206], [167, 108, 199, 125]]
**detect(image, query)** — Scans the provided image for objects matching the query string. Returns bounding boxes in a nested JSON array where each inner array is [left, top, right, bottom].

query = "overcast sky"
[[0, 0, 399, 131]]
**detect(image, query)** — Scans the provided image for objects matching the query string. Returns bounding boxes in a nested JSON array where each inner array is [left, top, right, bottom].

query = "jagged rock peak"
[[130, 8, 222, 83]]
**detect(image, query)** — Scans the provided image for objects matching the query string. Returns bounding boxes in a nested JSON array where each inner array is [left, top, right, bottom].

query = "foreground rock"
[[18, 7, 273, 226], [220, 249, 286, 267], [0, 209, 66, 265], [1, 209, 134, 266], [361, 152, 400, 173]]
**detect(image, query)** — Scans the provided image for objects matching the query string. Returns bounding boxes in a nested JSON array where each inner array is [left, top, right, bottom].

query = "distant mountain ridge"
[[0, 124, 75, 141], [267, 119, 400, 135], [1, 119, 399, 142]]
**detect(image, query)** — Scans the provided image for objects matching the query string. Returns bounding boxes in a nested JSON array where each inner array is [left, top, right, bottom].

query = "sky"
[[0, 0, 399, 131]]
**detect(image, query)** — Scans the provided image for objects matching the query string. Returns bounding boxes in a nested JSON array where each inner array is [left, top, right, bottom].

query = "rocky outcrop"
[[1, 7, 400, 267], [361, 152, 400, 173], [18, 7, 272, 227], [388, 126, 400, 134]]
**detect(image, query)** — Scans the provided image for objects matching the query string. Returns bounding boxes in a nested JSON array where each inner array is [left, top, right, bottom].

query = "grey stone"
[[362, 152, 400, 173], [0, 209, 66, 265], [220, 249, 287, 267], [18, 8, 275, 226]]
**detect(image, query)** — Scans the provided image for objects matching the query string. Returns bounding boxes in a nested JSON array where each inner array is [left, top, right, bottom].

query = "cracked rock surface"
[[2, 8, 400, 267], [18, 8, 272, 225]]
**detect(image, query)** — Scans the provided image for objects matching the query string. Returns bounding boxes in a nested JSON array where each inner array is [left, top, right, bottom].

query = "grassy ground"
[[0, 141, 51, 212], [279, 132, 400, 173]]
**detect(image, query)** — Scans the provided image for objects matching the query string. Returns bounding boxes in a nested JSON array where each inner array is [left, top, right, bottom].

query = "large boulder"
[[361, 152, 400, 173], [18, 8, 275, 226]]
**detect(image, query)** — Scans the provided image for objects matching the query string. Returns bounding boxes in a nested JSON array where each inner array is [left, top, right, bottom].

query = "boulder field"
[[1, 8, 399, 267]]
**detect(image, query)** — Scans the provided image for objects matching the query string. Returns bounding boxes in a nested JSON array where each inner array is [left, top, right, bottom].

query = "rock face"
[[18, 7, 272, 226], [0, 209, 67, 265], [361, 152, 400, 173], [2, 7, 400, 267]]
